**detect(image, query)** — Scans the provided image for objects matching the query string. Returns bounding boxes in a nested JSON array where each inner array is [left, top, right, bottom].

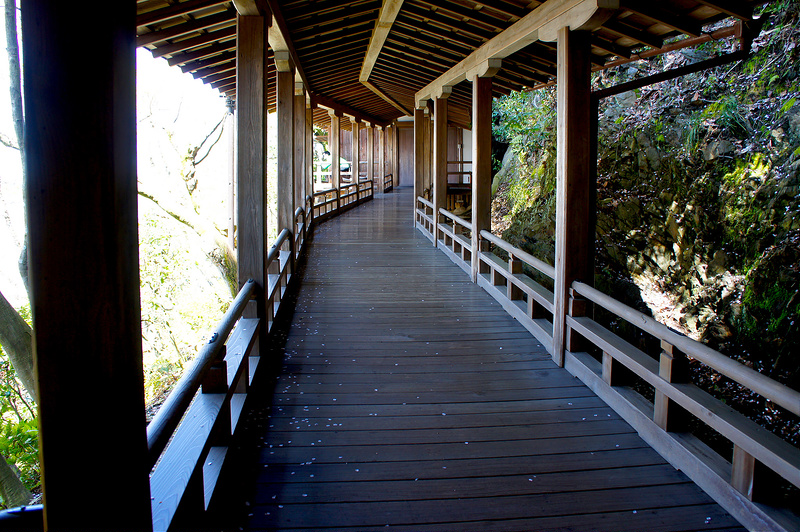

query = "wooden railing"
[[416, 198, 800, 532], [414, 196, 435, 242], [565, 282, 800, 532], [383, 174, 393, 193], [148, 226, 295, 531], [146, 179, 383, 530]]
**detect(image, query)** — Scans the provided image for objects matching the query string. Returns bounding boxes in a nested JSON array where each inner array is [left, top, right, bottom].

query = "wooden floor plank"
[[228, 189, 742, 532]]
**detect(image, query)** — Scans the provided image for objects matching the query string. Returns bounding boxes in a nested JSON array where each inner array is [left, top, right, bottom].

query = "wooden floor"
[[234, 188, 744, 532]]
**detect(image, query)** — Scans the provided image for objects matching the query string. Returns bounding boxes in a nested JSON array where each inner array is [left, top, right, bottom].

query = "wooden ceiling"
[[136, 0, 766, 128]]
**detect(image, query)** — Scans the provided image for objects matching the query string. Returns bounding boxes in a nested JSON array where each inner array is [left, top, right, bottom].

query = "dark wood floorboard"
[[233, 188, 743, 532]]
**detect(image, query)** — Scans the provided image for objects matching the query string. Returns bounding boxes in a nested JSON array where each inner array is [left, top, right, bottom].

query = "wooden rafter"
[[695, 0, 753, 20], [137, 0, 229, 27], [620, 2, 702, 37], [150, 25, 236, 58], [137, 11, 234, 47], [415, 0, 618, 106]]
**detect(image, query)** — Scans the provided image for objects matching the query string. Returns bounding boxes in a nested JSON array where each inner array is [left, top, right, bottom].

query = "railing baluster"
[[654, 340, 689, 432], [508, 253, 523, 302], [731, 444, 756, 500]]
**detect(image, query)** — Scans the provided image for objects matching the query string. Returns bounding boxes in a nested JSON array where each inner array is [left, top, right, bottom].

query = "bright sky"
[[0, 13, 229, 307]]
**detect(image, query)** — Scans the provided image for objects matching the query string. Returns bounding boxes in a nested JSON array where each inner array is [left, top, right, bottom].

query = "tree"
[[0, 0, 34, 508]]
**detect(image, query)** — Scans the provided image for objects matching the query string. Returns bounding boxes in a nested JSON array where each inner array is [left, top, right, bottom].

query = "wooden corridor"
[[235, 188, 744, 532]]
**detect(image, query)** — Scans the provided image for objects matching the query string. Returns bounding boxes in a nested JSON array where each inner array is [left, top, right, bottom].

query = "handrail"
[[267, 228, 292, 265], [572, 281, 800, 416], [146, 278, 256, 468], [480, 230, 555, 280], [417, 196, 433, 209], [438, 207, 473, 232]]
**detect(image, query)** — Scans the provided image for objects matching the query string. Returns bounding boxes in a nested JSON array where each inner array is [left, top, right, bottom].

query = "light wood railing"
[[565, 281, 800, 532], [415, 199, 800, 531]]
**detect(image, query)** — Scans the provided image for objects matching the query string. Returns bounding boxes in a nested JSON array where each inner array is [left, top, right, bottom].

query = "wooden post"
[[276, 53, 295, 234], [350, 117, 360, 185], [306, 104, 313, 200], [654, 341, 689, 431], [471, 75, 493, 283], [294, 82, 306, 225], [366, 123, 375, 184], [433, 90, 450, 247], [391, 124, 399, 188], [378, 126, 385, 192], [553, 27, 594, 366], [235, 10, 269, 369], [22, 1, 152, 528], [226, 100, 236, 253], [414, 108, 425, 222], [329, 110, 341, 205]]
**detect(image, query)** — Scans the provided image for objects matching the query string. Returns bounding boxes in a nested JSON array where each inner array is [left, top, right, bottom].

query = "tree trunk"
[[5, 0, 28, 293], [0, 452, 32, 508], [0, 291, 35, 403]]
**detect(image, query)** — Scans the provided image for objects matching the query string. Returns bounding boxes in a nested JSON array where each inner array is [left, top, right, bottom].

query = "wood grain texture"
[[223, 189, 743, 532], [471, 75, 493, 283], [277, 67, 295, 233], [23, 1, 152, 527], [553, 27, 593, 366]]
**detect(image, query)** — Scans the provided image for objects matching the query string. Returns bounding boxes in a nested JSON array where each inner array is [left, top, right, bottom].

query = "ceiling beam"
[[149, 25, 236, 58], [310, 92, 389, 127], [695, 0, 753, 20], [620, 2, 702, 37], [266, 0, 311, 89], [138, 0, 229, 27], [415, 0, 618, 107], [360, 0, 403, 82], [137, 11, 234, 48], [358, 0, 409, 116]]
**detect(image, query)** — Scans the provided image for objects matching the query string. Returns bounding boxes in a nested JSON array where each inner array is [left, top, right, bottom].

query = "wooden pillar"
[[392, 123, 400, 188], [329, 110, 341, 195], [226, 100, 236, 253], [553, 27, 594, 366], [294, 82, 306, 221], [425, 110, 433, 195], [413, 108, 425, 222], [471, 75, 493, 282], [306, 104, 313, 198], [350, 118, 360, 183], [275, 53, 295, 233], [235, 10, 269, 365], [378, 126, 385, 192], [22, 1, 152, 529], [366, 123, 375, 184], [433, 91, 450, 247]]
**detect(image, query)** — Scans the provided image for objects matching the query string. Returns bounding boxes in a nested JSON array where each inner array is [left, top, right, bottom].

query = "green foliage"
[[0, 418, 38, 495], [138, 206, 231, 405], [0, 305, 39, 499]]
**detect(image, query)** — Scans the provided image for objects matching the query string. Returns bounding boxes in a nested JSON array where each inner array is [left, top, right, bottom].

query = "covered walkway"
[[236, 189, 742, 531]]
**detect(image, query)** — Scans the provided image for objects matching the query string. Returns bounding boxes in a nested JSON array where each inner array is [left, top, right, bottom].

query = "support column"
[[433, 90, 450, 247], [22, 1, 152, 528], [366, 123, 375, 184], [329, 110, 342, 198], [471, 75, 493, 283], [276, 52, 295, 233], [553, 27, 594, 366], [350, 117, 360, 184], [306, 103, 313, 201], [235, 10, 269, 361], [413, 107, 425, 222], [378, 126, 385, 192], [294, 82, 306, 223], [392, 123, 400, 188]]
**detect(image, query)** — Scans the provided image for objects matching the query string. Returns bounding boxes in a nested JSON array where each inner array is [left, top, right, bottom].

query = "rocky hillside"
[[491, 1, 800, 443]]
